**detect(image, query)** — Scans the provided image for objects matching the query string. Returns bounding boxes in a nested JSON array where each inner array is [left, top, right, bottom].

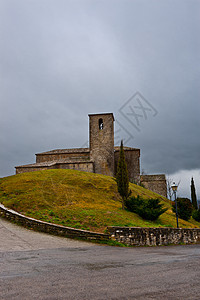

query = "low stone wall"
[[1, 203, 200, 246], [0, 204, 109, 242], [108, 226, 200, 246], [16, 166, 55, 174]]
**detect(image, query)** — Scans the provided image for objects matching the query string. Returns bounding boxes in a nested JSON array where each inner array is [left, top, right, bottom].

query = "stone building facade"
[[140, 175, 167, 198], [15, 113, 167, 197]]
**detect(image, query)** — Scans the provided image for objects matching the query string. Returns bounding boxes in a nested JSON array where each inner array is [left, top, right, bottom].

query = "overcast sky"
[[1, 0, 200, 198]]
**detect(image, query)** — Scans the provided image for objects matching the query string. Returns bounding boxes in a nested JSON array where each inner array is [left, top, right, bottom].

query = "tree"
[[192, 209, 200, 222], [116, 140, 130, 209], [191, 177, 198, 210], [125, 196, 167, 221], [166, 176, 173, 200], [172, 197, 193, 221]]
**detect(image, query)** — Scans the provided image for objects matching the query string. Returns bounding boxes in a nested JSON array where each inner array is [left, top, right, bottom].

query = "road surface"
[[1, 217, 200, 299]]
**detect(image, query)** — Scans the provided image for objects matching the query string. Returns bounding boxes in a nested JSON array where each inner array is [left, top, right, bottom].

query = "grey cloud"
[[0, 0, 200, 186]]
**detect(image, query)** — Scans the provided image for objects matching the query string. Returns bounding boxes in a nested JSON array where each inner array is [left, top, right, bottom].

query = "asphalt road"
[[1, 217, 200, 300]]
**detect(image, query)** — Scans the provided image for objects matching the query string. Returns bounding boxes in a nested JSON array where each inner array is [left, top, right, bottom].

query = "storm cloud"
[[1, 0, 200, 197]]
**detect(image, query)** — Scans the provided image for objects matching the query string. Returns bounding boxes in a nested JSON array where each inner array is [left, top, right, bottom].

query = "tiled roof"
[[15, 159, 94, 169], [15, 161, 57, 168], [36, 148, 90, 155]]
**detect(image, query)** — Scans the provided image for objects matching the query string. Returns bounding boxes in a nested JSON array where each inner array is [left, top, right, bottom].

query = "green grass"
[[0, 169, 199, 232]]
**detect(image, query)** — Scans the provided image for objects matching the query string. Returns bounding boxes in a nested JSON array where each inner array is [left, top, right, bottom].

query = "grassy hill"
[[0, 169, 199, 233]]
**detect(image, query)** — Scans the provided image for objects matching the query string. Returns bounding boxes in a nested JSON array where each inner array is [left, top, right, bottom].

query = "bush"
[[172, 197, 193, 221], [125, 195, 142, 212], [125, 196, 167, 221], [192, 209, 200, 222]]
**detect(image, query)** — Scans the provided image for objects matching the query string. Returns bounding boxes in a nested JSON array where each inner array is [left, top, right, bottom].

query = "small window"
[[99, 118, 104, 130]]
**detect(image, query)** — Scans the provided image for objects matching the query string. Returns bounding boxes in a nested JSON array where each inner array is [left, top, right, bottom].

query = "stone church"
[[15, 113, 167, 197]]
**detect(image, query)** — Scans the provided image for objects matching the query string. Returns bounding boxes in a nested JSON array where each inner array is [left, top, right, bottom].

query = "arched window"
[[99, 118, 103, 130]]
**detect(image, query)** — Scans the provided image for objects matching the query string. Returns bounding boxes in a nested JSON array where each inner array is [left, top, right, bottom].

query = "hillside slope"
[[0, 169, 199, 232]]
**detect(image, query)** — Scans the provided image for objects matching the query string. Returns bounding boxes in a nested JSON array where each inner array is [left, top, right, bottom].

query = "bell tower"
[[89, 113, 114, 176]]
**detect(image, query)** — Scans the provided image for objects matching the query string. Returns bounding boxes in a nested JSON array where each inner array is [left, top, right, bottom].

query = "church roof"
[[36, 148, 89, 155], [36, 146, 139, 156], [15, 158, 94, 169]]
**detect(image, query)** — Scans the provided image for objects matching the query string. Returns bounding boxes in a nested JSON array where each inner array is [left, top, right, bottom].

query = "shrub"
[[172, 197, 193, 221], [192, 209, 200, 222], [125, 195, 142, 212], [125, 196, 167, 221]]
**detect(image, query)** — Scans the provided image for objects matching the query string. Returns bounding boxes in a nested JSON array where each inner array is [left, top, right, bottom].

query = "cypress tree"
[[116, 140, 130, 209], [191, 177, 198, 210]]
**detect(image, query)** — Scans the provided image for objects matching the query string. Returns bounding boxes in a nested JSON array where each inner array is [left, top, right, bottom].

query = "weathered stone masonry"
[[1, 203, 200, 246], [141, 174, 167, 198], [89, 113, 114, 176], [0, 204, 109, 241], [108, 226, 200, 246], [15, 112, 167, 197]]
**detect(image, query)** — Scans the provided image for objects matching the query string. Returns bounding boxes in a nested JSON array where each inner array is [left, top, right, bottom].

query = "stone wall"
[[140, 174, 167, 197], [1, 203, 200, 246], [56, 161, 94, 173], [108, 227, 200, 246], [89, 113, 114, 176], [16, 161, 94, 174], [0, 204, 109, 241], [36, 148, 90, 163], [114, 148, 140, 184], [16, 165, 55, 174]]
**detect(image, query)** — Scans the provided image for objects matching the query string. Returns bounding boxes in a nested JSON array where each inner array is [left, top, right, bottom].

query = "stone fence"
[[0, 203, 109, 242], [1, 203, 200, 246], [107, 226, 200, 246]]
